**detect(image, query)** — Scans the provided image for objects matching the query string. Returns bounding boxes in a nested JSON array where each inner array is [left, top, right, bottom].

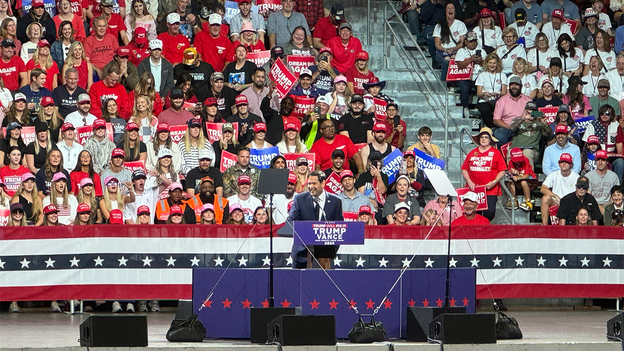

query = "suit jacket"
[[137, 57, 175, 100], [288, 191, 343, 268]]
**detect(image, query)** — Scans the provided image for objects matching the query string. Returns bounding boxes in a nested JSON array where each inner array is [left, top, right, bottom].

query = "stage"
[[0, 310, 621, 350]]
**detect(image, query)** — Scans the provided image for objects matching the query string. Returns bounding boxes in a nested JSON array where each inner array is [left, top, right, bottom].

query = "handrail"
[[499, 179, 516, 224], [377, 1, 452, 167]]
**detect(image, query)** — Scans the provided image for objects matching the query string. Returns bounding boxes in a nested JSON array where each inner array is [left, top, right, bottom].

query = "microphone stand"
[[444, 195, 453, 308], [269, 193, 274, 308]]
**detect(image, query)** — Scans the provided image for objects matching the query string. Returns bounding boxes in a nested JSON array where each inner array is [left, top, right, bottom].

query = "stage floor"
[[0, 310, 621, 350]]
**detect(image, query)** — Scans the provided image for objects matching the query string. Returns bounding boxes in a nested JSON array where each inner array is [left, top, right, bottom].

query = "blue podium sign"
[[293, 221, 365, 245]]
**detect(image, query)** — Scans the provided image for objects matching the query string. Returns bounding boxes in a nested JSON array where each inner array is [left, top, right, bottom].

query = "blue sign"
[[575, 116, 595, 135], [413, 148, 445, 171], [293, 221, 365, 245], [224, 0, 259, 24], [381, 148, 404, 184], [249, 146, 279, 169]]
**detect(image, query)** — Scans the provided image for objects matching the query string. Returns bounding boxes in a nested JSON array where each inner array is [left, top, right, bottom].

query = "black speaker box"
[[406, 307, 466, 341], [429, 313, 496, 344], [250, 307, 299, 343], [175, 299, 194, 320], [79, 315, 148, 347], [607, 313, 624, 341], [267, 315, 336, 346]]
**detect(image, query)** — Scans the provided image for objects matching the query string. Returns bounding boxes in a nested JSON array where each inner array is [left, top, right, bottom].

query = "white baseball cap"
[[209, 13, 221, 25], [149, 39, 163, 50], [462, 191, 479, 202], [167, 12, 181, 24], [158, 148, 173, 159]]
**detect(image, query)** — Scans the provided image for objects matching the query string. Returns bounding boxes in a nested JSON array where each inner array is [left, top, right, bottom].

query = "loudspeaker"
[[429, 313, 496, 344], [250, 307, 300, 343], [607, 313, 624, 341], [406, 307, 466, 341], [79, 315, 148, 347], [267, 315, 336, 346], [175, 300, 194, 320]]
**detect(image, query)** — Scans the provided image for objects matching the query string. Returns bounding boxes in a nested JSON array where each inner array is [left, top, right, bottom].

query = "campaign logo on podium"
[[293, 221, 365, 245]]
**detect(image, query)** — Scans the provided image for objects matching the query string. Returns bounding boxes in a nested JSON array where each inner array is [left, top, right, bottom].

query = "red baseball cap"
[[32, 0, 44, 7], [355, 51, 369, 61], [111, 148, 125, 158], [340, 170, 354, 181], [235, 95, 248, 106], [137, 205, 151, 215], [37, 40, 50, 49], [134, 27, 147, 44], [559, 153, 573, 164], [373, 122, 387, 132], [359, 205, 372, 215], [170, 205, 183, 215], [586, 135, 600, 144], [595, 150, 608, 160], [126, 122, 139, 131], [253, 123, 267, 133], [116, 46, 131, 57], [552, 9, 564, 19], [404, 149, 415, 158], [61, 122, 75, 132], [555, 124, 568, 134], [284, 122, 299, 132], [288, 172, 297, 184], [43, 204, 59, 215], [157, 123, 170, 133], [77, 203, 91, 214], [41, 96, 54, 106], [93, 118, 106, 129], [204, 97, 218, 106], [319, 46, 332, 55], [510, 148, 524, 163], [109, 209, 124, 223], [237, 175, 251, 185]]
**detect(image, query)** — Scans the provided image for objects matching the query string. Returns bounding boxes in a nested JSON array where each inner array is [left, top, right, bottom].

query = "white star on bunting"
[[70, 256, 81, 267], [238, 256, 248, 266], [537, 256, 546, 266], [492, 257, 502, 267], [449, 257, 458, 267], [603, 257, 612, 267], [142, 256, 153, 267], [470, 257, 480, 267], [44, 257, 55, 268], [514, 256, 524, 266], [355, 256, 366, 267], [20, 258, 30, 269], [166, 256, 177, 267], [0, 258, 5, 269], [118, 256, 128, 267], [402, 258, 412, 268], [424, 257, 435, 268], [286, 256, 294, 266], [190, 256, 201, 266], [378, 257, 388, 268], [580, 257, 590, 267], [93, 256, 104, 267], [333, 256, 342, 267], [262, 256, 271, 266], [559, 256, 568, 267], [214, 256, 224, 267]]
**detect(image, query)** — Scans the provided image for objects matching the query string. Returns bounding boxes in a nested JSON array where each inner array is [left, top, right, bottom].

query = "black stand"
[[444, 194, 453, 308]]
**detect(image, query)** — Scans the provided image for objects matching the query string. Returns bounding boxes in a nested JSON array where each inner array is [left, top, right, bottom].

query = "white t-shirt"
[[605, 69, 624, 100], [582, 73, 606, 97], [455, 47, 487, 81], [527, 48, 558, 70], [123, 187, 158, 224], [20, 41, 36, 64], [509, 21, 540, 48], [542, 170, 580, 198], [433, 20, 467, 49], [583, 49, 616, 71], [0, 87, 12, 109], [555, 50, 584, 73], [496, 44, 527, 75], [475, 71, 507, 101], [541, 21, 574, 50], [64, 111, 97, 129], [42, 195, 79, 225], [227, 194, 263, 223], [598, 13, 612, 33], [266, 193, 295, 224], [509, 74, 537, 96], [473, 26, 503, 50], [276, 141, 308, 155]]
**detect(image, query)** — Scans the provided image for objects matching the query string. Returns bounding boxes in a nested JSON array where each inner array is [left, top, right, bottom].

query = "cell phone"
[[476, 50, 482, 56], [394, 114, 401, 128], [321, 55, 328, 62], [314, 106, 321, 115], [531, 111, 544, 118]]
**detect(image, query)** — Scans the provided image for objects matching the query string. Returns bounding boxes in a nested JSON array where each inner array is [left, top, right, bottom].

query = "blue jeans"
[[435, 50, 450, 81], [457, 80, 474, 108], [406, 9, 420, 37], [494, 127, 513, 148]]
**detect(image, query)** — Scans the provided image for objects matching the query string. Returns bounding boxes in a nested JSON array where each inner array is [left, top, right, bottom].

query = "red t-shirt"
[[70, 0, 88, 16], [127, 42, 150, 67], [0, 165, 30, 197], [84, 33, 119, 70], [313, 16, 340, 45], [326, 36, 362, 74], [90, 13, 126, 39], [194, 31, 232, 72], [346, 66, 375, 95], [129, 90, 163, 117], [0, 56, 26, 91], [227, 39, 266, 62], [507, 156, 537, 179], [70, 171, 103, 196], [461, 146, 508, 196], [157, 32, 190, 65], [382, 119, 407, 149], [53, 14, 86, 42], [202, 22, 230, 38], [451, 214, 490, 225], [89, 81, 131, 119], [89, 0, 124, 18], [26, 60, 59, 91], [310, 134, 358, 170]]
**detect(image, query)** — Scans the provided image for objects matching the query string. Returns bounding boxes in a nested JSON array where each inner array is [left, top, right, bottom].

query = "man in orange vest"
[[185, 176, 230, 224], [154, 182, 194, 224]]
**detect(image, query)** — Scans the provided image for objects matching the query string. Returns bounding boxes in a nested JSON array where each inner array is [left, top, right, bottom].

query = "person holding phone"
[[509, 101, 552, 169], [383, 102, 406, 150]]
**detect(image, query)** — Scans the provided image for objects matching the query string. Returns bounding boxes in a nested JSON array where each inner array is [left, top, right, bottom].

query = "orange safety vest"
[[155, 199, 187, 222], [185, 194, 228, 224]]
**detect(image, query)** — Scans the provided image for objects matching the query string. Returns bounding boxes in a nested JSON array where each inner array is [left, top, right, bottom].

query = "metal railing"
[[458, 127, 515, 224], [368, 0, 452, 167]]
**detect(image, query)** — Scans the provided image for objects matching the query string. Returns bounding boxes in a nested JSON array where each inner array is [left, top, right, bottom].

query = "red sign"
[[75, 123, 114, 145], [539, 106, 559, 124], [446, 59, 473, 81], [549, 205, 560, 225], [565, 19, 578, 34], [0, 208, 8, 226], [373, 98, 387, 120], [284, 153, 315, 172], [124, 160, 147, 174], [355, 143, 367, 152], [456, 186, 488, 212], [499, 142, 511, 164], [169, 124, 188, 144], [286, 55, 315, 77], [205, 122, 239, 143], [292, 96, 315, 118], [324, 171, 343, 195], [247, 51, 271, 67], [220, 150, 238, 173], [269, 58, 297, 99], [257, 0, 281, 18], [3, 126, 36, 145], [342, 211, 358, 221]]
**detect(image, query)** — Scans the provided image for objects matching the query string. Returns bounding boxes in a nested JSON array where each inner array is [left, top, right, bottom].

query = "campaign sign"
[[0, 208, 8, 226], [169, 124, 188, 143], [76, 123, 114, 145], [565, 19, 578, 34], [575, 116, 595, 134], [284, 153, 315, 172], [224, 0, 259, 23], [257, 0, 282, 18], [2, 126, 36, 146], [324, 171, 343, 195], [381, 148, 404, 185], [539, 106, 559, 124], [286, 55, 316, 77], [456, 186, 488, 212], [373, 98, 387, 120], [446, 59, 473, 81], [205, 122, 239, 143], [499, 142, 511, 163], [293, 221, 365, 245], [249, 146, 279, 169], [269, 59, 297, 98], [124, 160, 147, 174], [220, 150, 238, 173], [292, 96, 315, 118], [247, 51, 271, 67], [413, 148, 446, 172], [342, 211, 358, 221]]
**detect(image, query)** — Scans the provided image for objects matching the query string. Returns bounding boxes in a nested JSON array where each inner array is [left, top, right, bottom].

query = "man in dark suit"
[[288, 171, 344, 269], [137, 39, 175, 100]]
